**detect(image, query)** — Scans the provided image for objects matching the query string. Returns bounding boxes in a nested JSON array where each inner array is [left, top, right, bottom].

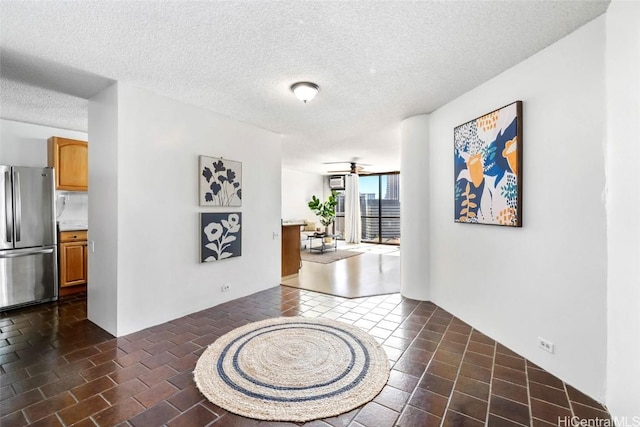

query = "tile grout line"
[[386, 301, 441, 424], [347, 295, 418, 425], [488, 355, 545, 427], [524, 359, 534, 427], [485, 335, 497, 425], [54, 411, 67, 427], [531, 394, 582, 411], [437, 321, 473, 427], [12, 385, 47, 424], [563, 380, 577, 419], [494, 413, 530, 427]]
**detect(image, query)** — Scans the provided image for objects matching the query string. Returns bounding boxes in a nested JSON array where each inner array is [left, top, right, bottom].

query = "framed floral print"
[[200, 212, 242, 262], [454, 101, 523, 227], [200, 156, 242, 206]]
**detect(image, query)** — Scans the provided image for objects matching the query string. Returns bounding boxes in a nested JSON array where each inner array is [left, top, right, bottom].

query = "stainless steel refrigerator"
[[1, 166, 58, 310]]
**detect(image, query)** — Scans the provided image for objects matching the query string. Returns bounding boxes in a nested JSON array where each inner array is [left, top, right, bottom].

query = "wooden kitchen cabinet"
[[59, 230, 88, 294], [48, 137, 88, 191], [282, 224, 302, 278]]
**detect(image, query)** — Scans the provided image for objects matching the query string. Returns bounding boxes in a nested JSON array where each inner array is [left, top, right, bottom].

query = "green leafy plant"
[[308, 191, 338, 231]]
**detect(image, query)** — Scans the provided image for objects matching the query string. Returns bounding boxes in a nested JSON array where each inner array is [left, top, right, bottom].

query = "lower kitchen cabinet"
[[59, 230, 88, 295], [282, 224, 302, 278]]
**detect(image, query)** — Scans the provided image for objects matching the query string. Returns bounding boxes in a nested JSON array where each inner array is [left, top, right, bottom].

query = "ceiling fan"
[[324, 161, 372, 175]]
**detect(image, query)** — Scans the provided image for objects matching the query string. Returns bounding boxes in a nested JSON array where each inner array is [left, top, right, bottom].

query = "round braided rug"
[[193, 316, 390, 422]]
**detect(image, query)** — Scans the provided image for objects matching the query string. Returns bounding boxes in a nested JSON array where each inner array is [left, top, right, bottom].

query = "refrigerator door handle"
[[4, 171, 12, 243], [13, 171, 21, 242], [0, 247, 55, 258]]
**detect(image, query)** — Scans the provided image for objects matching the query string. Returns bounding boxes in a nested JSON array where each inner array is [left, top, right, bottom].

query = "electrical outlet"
[[272, 232, 279, 240], [90, 240, 95, 253], [221, 284, 230, 293], [538, 337, 554, 354]]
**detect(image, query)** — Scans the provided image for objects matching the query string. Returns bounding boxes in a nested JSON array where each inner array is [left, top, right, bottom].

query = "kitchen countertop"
[[58, 221, 88, 231], [282, 219, 307, 227]]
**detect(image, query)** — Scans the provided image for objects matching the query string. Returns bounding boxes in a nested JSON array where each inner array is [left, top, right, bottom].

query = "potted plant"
[[308, 191, 338, 243]]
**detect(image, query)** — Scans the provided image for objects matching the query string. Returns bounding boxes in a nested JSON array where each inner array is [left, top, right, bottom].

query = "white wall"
[[605, 0, 640, 419], [0, 119, 87, 167], [88, 82, 282, 336], [87, 83, 119, 335], [281, 168, 325, 223], [400, 115, 431, 301], [402, 16, 608, 401]]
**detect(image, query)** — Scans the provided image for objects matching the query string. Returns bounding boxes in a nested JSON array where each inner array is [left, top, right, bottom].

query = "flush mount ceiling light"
[[291, 82, 320, 103]]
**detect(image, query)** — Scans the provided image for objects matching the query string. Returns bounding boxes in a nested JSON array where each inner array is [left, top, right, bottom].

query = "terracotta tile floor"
[[0, 288, 611, 426]]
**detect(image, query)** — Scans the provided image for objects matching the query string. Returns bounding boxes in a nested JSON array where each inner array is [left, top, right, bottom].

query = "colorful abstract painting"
[[200, 156, 242, 207], [454, 101, 522, 227], [200, 212, 242, 262]]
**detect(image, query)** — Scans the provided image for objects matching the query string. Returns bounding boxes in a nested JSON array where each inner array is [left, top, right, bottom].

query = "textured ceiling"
[[0, 1, 609, 174]]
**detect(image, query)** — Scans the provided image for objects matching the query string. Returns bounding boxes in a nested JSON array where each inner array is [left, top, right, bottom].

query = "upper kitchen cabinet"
[[47, 137, 88, 191]]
